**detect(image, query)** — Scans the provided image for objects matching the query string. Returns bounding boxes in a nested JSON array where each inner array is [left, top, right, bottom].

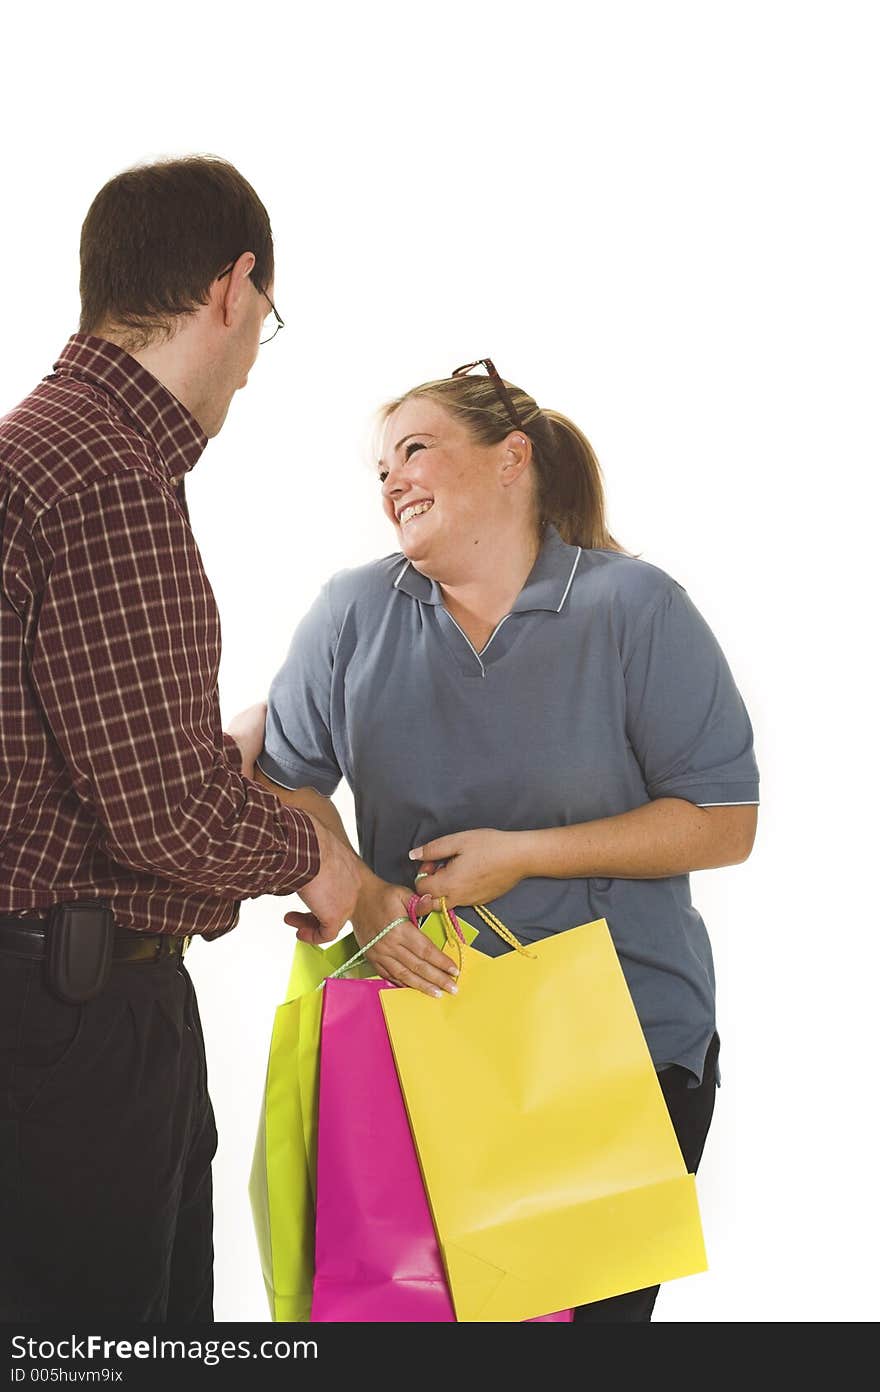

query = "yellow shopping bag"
[[249, 912, 477, 1322], [380, 904, 708, 1323]]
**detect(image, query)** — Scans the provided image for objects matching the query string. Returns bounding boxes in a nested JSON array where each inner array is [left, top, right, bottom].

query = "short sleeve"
[[623, 581, 759, 806], [256, 584, 343, 797]]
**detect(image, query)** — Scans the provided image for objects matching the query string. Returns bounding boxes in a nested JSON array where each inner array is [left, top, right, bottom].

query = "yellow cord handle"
[[437, 899, 464, 976], [437, 897, 537, 978], [470, 904, 537, 957]]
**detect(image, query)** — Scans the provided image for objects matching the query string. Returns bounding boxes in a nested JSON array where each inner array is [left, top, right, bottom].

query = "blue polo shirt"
[[258, 526, 759, 1084]]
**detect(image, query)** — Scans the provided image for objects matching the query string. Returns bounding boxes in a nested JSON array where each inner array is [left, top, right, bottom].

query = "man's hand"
[[409, 828, 532, 909], [349, 877, 459, 999], [284, 818, 362, 944], [225, 701, 268, 780]]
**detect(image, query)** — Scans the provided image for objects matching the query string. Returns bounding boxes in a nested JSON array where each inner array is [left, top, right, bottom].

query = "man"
[[0, 156, 360, 1321]]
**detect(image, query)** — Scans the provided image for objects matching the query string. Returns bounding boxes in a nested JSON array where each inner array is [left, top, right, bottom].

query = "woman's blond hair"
[[378, 371, 625, 551]]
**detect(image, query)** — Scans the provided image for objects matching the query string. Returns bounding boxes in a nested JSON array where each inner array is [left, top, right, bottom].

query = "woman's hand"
[[349, 877, 459, 999], [409, 829, 533, 909], [225, 701, 268, 780]]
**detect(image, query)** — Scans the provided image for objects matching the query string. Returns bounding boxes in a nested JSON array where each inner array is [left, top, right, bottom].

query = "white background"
[[1, 1, 877, 1324]]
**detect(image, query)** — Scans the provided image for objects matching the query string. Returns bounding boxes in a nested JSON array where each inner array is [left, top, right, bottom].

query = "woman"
[[250, 359, 759, 1322]]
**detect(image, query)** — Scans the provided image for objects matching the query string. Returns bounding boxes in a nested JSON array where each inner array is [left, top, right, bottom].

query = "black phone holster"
[[46, 900, 115, 1004]]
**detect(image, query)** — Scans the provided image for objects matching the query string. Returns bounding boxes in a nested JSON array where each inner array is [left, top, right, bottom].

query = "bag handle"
[[437, 897, 536, 976], [325, 894, 467, 982], [327, 895, 535, 984], [325, 915, 408, 981]]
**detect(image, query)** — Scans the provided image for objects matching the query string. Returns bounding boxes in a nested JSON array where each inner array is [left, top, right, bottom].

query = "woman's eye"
[[379, 440, 425, 482]]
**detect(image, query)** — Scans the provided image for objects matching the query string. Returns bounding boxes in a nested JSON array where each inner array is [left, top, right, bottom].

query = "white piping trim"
[[253, 758, 301, 793], [445, 612, 486, 677], [557, 547, 582, 612], [393, 560, 412, 589], [479, 614, 513, 660], [696, 801, 760, 807]]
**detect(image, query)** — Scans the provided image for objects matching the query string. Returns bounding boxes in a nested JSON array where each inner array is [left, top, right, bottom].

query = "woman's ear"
[[499, 432, 533, 487]]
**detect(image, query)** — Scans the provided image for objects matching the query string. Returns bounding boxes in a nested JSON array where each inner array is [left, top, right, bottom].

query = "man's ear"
[[216, 251, 256, 327]]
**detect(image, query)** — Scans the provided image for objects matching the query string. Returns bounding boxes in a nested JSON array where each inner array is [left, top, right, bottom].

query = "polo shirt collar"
[[393, 524, 582, 613], [51, 335, 208, 481]]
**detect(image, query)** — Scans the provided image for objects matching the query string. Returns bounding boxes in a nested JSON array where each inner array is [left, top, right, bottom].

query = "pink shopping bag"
[[311, 978, 571, 1322]]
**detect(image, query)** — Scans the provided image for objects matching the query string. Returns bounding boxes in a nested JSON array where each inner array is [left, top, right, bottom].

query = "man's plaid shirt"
[[0, 335, 318, 936]]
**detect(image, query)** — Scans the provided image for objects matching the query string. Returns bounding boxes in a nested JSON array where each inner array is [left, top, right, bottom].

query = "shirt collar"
[[50, 335, 208, 481], [393, 524, 583, 614]]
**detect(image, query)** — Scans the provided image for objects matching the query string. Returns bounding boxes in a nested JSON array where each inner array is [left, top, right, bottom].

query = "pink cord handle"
[[447, 907, 466, 942], [407, 893, 465, 942]]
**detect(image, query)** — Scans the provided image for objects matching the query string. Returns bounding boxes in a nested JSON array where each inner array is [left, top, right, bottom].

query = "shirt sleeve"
[[222, 731, 244, 773], [257, 582, 344, 797], [29, 471, 319, 897], [623, 579, 759, 806]]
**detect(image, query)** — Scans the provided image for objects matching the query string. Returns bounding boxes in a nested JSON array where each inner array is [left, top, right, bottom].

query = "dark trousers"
[[0, 950, 216, 1322], [573, 1031, 720, 1323]]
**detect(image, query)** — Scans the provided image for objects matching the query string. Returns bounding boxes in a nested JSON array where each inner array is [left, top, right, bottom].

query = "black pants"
[[0, 951, 216, 1322], [573, 1031, 720, 1323]]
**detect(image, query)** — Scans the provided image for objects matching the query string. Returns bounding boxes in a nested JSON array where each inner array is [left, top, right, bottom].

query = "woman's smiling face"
[[378, 398, 502, 576]]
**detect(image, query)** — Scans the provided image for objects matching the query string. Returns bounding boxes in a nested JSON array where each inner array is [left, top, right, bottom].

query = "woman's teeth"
[[400, 501, 434, 525]]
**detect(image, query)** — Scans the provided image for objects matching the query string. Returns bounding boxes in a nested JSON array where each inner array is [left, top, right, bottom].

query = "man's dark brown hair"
[[79, 155, 274, 345]]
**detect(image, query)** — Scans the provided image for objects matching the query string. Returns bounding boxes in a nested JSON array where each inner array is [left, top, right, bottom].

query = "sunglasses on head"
[[451, 358, 524, 431]]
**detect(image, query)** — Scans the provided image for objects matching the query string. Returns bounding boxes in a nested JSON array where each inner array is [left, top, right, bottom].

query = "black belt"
[[0, 916, 190, 963]]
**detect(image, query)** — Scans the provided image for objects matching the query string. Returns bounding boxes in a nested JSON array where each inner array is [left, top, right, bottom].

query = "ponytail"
[[530, 410, 624, 550]]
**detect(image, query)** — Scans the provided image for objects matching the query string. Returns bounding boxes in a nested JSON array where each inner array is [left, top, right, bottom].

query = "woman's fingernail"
[[445, 983, 458, 995], [431, 988, 442, 999], [409, 849, 422, 860]]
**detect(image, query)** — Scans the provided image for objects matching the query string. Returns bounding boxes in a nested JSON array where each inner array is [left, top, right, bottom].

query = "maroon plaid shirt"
[[0, 335, 319, 936]]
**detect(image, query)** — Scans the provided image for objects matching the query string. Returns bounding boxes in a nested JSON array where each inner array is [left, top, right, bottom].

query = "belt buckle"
[[158, 934, 189, 961]]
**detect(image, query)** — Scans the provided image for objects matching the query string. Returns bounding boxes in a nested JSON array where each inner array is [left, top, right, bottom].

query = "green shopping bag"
[[249, 913, 474, 1322]]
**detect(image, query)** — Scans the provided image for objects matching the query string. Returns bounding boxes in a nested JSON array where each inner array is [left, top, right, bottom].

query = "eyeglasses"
[[217, 262, 284, 344], [451, 358, 524, 431], [258, 292, 284, 345]]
